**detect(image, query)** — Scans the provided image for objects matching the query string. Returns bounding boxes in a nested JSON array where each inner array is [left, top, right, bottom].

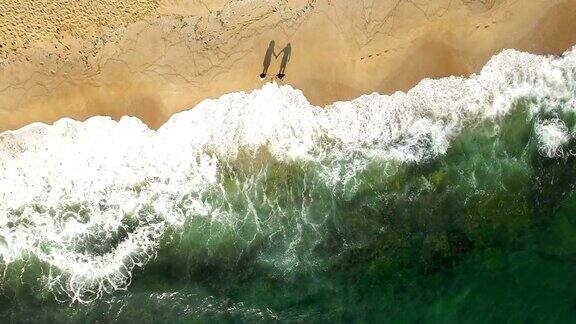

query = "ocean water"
[[1, 47, 576, 322]]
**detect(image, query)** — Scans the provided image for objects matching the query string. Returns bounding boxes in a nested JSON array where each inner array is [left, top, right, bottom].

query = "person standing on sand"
[[276, 43, 291, 80], [260, 40, 276, 78]]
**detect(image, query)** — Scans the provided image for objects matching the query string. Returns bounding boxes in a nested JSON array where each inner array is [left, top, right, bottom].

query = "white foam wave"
[[537, 119, 572, 158], [1, 46, 575, 301]]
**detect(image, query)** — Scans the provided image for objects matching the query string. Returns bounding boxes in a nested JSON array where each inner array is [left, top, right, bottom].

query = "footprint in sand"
[[360, 50, 388, 61]]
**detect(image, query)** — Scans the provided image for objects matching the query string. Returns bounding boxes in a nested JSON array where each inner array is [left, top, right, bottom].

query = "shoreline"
[[2, 41, 574, 140], [0, 0, 575, 132]]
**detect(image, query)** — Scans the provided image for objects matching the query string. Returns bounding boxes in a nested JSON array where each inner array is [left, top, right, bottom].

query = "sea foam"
[[0, 46, 575, 302]]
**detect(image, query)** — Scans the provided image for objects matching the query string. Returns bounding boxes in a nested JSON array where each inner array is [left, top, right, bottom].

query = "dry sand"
[[0, 0, 576, 131]]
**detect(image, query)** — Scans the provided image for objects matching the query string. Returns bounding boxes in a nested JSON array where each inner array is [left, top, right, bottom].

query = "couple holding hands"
[[260, 40, 292, 80]]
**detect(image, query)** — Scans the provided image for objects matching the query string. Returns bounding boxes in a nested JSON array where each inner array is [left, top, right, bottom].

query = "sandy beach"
[[5, 1, 576, 321], [0, 0, 575, 131]]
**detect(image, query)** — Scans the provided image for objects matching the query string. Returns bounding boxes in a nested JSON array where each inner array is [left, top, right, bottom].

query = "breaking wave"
[[1, 46, 576, 320]]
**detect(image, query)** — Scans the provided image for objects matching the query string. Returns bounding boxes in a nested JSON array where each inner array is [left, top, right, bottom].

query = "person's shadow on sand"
[[276, 43, 291, 80], [260, 41, 292, 80], [260, 40, 276, 79]]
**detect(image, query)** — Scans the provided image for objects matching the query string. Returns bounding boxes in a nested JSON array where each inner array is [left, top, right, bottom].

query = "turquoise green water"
[[2, 96, 576, 322]]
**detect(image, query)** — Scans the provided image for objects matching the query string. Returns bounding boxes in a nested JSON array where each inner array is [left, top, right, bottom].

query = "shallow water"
[[1, 47, 576, 322]]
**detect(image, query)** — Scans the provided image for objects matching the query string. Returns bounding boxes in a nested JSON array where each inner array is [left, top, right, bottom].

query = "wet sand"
[[0, 0, 575, 131]]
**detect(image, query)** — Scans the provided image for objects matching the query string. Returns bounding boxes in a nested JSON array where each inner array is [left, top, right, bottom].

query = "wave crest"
[[1, 46, 576, 302]]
